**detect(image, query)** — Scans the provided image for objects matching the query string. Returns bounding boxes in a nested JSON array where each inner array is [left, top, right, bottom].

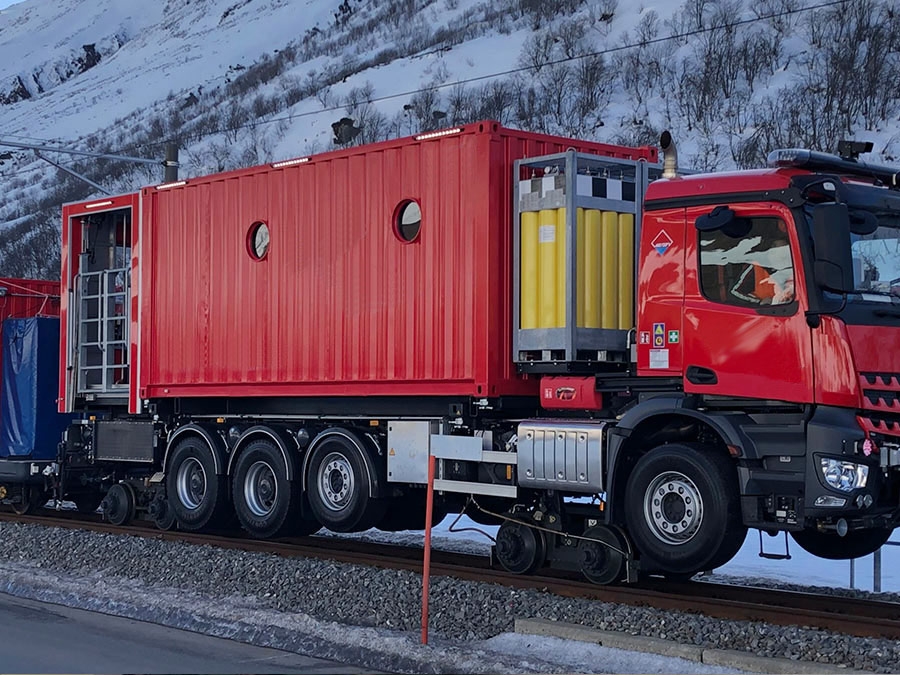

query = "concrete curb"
[[515, 618, 869, 674]]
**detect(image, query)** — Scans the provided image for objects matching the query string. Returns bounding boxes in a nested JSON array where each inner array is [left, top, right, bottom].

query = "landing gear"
[[791, 527, 892, 560], [625, 444, 744, 576], [101, 483, 135, 526], [578, 525, 628, 585], [495, 520, 546, 575]]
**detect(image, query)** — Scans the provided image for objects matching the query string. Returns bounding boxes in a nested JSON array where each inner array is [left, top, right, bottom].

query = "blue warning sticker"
[[653, 322, 665, 348]]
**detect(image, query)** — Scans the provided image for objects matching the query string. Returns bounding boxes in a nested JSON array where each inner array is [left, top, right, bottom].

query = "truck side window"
[[699, 217, 795, 307]]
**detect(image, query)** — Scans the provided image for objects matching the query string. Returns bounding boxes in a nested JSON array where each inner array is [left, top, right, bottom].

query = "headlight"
[[820, 458, 869, 492]]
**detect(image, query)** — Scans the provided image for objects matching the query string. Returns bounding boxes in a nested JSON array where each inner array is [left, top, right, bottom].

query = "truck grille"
[[857, 412, 900, 439], [860, 372, 900, 413]]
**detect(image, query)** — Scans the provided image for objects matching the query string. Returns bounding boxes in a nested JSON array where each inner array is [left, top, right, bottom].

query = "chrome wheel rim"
[[318, 452, 354, 512], [176, 457, 207, 511], [245, 460, 278, 517], [643, 471, 703, 545]]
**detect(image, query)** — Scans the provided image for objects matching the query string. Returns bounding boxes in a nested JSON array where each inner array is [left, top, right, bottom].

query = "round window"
[[248, 221, 270, 260], [395, 200, 421, 242]]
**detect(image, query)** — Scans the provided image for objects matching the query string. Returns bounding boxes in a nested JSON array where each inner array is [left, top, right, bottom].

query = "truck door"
[[681, 203, 814, 403]]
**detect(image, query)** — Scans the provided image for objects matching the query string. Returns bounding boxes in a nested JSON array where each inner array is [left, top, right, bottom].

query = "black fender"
[[301, 427, 385, 499], [606, 395, 756, 520], [164, 423, 227, 475], [226, 425, 300, 481]]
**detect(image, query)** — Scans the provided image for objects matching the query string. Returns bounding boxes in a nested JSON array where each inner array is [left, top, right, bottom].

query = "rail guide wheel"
[[578, 525, 630, 585], [102, 483, 136, 526], [495, 520, 547, 575]]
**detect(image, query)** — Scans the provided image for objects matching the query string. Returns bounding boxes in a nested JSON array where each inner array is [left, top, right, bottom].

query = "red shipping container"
[[124, 122, 654, 401]]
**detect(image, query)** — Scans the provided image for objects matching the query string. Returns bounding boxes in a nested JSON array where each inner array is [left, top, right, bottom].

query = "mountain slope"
[[0, 0, 898, 277]]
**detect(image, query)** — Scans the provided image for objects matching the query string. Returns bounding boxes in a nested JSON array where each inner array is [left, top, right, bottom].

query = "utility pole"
[[0, 138, 179, 192]]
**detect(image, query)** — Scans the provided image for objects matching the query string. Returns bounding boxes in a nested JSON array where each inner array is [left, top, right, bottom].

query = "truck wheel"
[[232, 439, 299, 539], [624, 443, 742, 576], [791, 528, 892, 560], [166, 437, 226, 531], [306, 433, 385, 533]]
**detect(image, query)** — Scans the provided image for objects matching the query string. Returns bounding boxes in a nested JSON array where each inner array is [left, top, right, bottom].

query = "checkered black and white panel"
[[518, 173, 637, 209]]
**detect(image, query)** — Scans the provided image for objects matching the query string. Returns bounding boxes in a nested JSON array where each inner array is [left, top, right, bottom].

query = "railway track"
[[2, 508, 899, 641]]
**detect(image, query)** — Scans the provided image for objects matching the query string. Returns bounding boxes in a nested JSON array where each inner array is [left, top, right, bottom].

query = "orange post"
[[421, 453, 436, 644]]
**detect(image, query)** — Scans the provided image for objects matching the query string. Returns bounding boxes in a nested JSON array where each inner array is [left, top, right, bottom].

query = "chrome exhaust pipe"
[[660, 130, 678, 179]]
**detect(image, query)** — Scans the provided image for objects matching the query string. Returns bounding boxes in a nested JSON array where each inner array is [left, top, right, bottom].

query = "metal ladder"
[[75, 267, 130, 393]]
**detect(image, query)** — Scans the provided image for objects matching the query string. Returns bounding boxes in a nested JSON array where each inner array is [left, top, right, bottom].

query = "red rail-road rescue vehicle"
[[4, 121, 900, 582]]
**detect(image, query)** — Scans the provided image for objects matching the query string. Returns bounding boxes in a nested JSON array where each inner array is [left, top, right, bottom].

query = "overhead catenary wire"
[[0, 0, 851, 177]]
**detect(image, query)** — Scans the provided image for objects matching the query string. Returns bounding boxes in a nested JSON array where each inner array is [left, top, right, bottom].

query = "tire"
[[791, 528, 893, 560], [624, 443, 743, 576], [232, 438, 299, 539], [305, 432, 386, 533], [166, 436, 227, 531]]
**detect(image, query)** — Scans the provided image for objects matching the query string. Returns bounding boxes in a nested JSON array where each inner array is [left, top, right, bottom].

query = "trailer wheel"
[[166, 437, 226, 531], [624, 443, 742, 576], [306, 434, 385, 533], [790, 527, 892, 560], [232, 438, 299, 539]]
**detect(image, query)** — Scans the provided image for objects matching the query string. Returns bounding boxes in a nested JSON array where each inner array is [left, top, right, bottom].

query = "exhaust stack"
[[660, 130, 678, 179]]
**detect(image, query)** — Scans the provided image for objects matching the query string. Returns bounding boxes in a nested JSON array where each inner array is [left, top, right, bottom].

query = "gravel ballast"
[[0, 521, 897, 673]]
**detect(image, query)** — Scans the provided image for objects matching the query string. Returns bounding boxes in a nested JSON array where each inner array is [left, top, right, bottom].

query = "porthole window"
[[247, 221, 270, 260], [394, 200, 421, 243]]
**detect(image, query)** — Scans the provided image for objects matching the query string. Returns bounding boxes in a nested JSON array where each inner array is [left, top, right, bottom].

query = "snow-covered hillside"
[[0, 0, 899, 277]]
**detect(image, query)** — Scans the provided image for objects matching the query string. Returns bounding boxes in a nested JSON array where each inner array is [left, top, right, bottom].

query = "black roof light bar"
[[768, 146, 900, 190]]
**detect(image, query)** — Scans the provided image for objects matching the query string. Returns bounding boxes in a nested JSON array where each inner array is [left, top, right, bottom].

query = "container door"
[[681, 203, 814, 403]]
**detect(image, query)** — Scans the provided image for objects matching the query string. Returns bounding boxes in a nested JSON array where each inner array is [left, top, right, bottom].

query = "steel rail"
[[1, 509, 899, 641]]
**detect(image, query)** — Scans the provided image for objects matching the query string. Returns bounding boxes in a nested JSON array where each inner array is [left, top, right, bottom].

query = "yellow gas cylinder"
[[600, 211, 619, 329], [583, 210, 602, 328], [617, 213, 635, 330], [520, 211, 539, 329], [538, 209, 558, 328], [556, 208, 569, 327]]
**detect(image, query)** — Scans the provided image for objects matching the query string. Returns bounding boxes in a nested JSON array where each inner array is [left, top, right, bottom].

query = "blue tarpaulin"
[[1, 317, 68, 460]]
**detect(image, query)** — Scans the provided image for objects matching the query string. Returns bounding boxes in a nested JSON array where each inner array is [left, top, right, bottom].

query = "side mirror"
[[811, 203, 855, 294]]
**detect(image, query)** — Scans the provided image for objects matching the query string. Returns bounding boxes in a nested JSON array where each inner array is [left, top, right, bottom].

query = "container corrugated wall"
[[139, 122, 653, 400]]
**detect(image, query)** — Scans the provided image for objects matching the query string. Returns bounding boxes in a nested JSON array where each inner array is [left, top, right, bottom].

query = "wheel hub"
[[176, 457, 207, 511], [644, 471, 704, 545], [319, 453, 354, 511], [245, 461, 278, 517]]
